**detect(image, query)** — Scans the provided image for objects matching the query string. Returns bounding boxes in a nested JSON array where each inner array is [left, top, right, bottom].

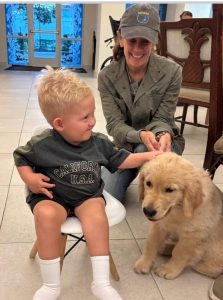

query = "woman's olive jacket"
[[98, 53, 185, 153]]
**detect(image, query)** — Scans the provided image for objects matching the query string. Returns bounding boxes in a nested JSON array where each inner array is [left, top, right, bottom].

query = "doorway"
[[28, 4, 60, 67], [5, 3, 83, 68]]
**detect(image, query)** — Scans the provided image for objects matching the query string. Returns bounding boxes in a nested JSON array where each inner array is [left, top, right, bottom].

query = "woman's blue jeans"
[[101, 142, 182, 202]]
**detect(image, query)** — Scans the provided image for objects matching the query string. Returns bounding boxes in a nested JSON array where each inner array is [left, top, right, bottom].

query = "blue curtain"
[[159, 4, 167, 21]]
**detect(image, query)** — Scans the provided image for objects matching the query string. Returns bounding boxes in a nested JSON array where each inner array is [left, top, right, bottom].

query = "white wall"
[[166, 4, 185, 21], [82, 4, 98, 70], [95, 3, 125, 74], [185, 3, 212, 18], [166, 3, 212, 21]]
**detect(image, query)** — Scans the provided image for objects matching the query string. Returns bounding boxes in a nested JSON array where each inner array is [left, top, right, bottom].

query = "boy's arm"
[[17, 166, 55, 199], [118, 151, 161, 169]]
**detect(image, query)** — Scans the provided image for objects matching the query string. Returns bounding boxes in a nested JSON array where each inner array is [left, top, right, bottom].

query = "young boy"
[[13, 66, 160, 300]]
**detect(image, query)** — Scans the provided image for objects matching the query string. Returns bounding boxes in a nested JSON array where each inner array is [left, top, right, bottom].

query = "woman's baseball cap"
[[119, 4, 160, 44]]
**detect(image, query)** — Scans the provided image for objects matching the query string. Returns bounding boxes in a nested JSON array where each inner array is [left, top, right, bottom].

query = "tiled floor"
[[0, 69, 222, 300]]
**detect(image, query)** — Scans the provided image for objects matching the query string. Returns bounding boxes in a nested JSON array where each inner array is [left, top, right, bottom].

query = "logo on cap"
[[137, 11, 150, 24]]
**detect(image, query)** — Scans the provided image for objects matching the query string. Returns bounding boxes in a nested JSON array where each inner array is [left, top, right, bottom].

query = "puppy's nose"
[[143, 207, 157, 218]]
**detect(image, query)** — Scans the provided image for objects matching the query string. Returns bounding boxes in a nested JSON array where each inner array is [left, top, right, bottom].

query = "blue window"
[[5, 3, 83, 67], [5, 4, 28, 65], [61, 4, 83, 67]]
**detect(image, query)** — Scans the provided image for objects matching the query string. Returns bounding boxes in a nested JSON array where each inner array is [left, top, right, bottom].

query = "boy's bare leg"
[[33, 200, 67, 300], [34, 200, 67, 259], [75, 198, 109, 256], [75, 198, 122, 300]]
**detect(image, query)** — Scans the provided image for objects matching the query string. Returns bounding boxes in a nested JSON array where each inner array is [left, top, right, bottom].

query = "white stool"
[[29, 190, 126, 281]]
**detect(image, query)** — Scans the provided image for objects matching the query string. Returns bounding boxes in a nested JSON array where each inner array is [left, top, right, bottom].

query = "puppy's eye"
[[165, 187, 174, 193], [146, 181, 152, 187]]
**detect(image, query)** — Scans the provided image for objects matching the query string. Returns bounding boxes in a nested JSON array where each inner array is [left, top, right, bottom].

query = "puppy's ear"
[[138, 171, 145, 202], [183, 177, 203, 219]]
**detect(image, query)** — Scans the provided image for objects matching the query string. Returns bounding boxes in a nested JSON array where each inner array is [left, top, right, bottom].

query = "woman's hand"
[[158, 133, 172, 152], [26, 173, 55, 199], [140, 131, 160, 151], [140, 130, 172, 152]]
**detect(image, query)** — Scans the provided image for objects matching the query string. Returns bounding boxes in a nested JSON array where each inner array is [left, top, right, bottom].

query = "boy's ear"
[[52, 117, 64, 131]]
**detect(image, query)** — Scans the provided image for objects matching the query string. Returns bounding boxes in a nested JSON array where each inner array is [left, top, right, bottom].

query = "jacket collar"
[[111, 54, 165, 105]]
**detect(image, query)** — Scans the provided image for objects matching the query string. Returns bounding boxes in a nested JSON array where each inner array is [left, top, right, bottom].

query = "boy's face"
[[57, 95, 96, 144]]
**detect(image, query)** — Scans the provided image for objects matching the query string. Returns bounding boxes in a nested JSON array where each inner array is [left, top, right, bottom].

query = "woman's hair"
[[36, 66, 93, 125], [113, 35, 124, 61]]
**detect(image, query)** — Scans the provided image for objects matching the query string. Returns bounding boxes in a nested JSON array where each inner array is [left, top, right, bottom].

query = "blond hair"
[[36, 66, 93, 125]]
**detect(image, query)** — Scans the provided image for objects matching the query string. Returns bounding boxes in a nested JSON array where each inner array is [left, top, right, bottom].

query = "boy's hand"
[[26, 173, 55, 199]]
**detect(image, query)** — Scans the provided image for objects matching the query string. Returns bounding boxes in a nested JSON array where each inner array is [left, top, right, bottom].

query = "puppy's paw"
[[134, 256, 153, 274], [154, 263, 181, 279]]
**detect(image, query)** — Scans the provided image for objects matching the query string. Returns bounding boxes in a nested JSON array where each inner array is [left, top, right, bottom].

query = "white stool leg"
[[59, 234, 67, 271], [30, 240, 38, 258], [109, 251, 120, 281]]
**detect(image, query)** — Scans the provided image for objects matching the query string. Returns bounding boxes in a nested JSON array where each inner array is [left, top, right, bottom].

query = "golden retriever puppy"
[[134, 152, 223, 279]]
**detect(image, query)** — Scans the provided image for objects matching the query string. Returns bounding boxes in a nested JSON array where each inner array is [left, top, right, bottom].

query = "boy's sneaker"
[[209, 274, 223, 300]]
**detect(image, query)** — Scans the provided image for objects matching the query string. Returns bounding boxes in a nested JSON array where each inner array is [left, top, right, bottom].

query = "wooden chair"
[[160, 19, 211, 134], [160, 4, 223, 170], [203, 4, 223, 171]]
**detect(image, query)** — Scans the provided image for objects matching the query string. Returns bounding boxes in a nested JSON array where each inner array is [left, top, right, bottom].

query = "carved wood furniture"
[[160, 19, 211, 134], [205, 4, 223, 174], [160, 4, 223, 171]]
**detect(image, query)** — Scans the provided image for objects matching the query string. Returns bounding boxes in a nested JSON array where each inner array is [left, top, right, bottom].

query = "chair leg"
[[193, 105, 198, 125], [180, 104, 189, 135], [29, 240, 38, 258], [59, 234, 68, 271], [109, 251, 120, 281], [205, 109, 209, 125]]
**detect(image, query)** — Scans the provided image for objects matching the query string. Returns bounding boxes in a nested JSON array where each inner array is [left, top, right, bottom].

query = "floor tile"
[[125, 185, 152, 239], [0, 154, 14, 185], [0, 186, 35, 243], [0, 186, 9, 222], [0, 132, 20, 153], [0, 118, 24, 133], [136, 240, 213, 300]]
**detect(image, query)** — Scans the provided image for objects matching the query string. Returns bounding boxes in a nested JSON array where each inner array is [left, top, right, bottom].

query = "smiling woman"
[[98, 3, 185, 202]]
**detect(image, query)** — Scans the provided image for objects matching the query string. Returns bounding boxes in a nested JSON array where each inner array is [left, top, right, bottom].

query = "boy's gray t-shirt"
[[13, 129, 130, 205]]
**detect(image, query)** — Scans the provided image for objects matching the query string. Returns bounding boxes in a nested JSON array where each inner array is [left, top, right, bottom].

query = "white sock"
[[91, 256, 123, 300], [33, 257, 61, 300]]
